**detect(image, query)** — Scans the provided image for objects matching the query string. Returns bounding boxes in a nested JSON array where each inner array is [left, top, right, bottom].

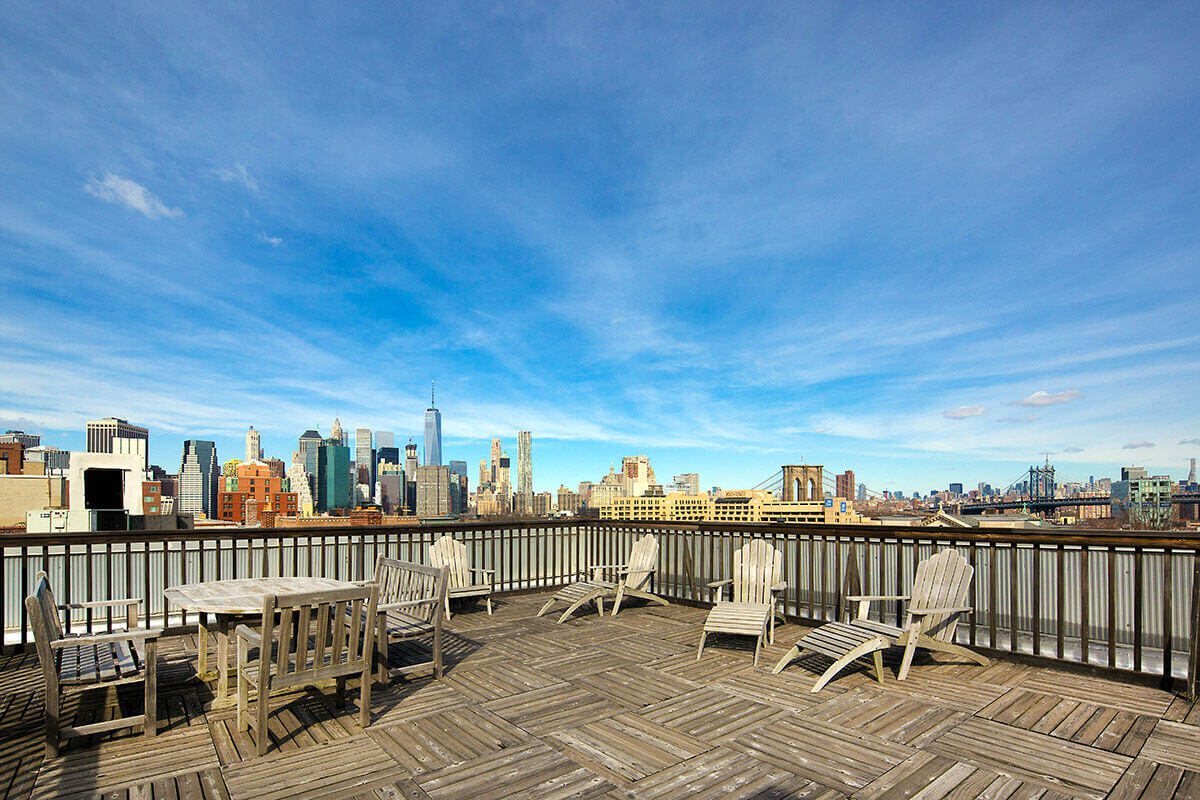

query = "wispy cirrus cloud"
[[1180, 438, 1200, 445], [1013, 390, 1080, 407], [1122, 441, 1155, 449], [83, 172, 183, 219], [1061, 446, 1085, 453], [999, 415, 1039, 424], [257, 233, 282, 247], [213, 163, 258, 191], [943, 406, 986, 419]]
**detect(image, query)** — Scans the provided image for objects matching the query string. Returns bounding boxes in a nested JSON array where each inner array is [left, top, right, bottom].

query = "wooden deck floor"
[[2, 592, 1199, 800]]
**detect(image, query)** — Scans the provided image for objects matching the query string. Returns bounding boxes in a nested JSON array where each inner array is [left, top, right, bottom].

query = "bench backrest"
[[624, 534, 658, 591], [909, 548, 973, 643], [429, 535, 472, 589], [373, 555, 447, 626], [259, 584, 378, 690], [24, 572, 62, 687], [732, 539, 782, 605]]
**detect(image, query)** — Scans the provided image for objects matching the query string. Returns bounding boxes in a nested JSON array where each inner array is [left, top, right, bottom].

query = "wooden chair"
[[773, 548, 989, 691], [235, 584, 378, 756], [25, 571, 158, 758], [535, 533, 668, 623], [697, 539, 786, 666], [429, 534, 494, 618], [372, 557, 448, 681]]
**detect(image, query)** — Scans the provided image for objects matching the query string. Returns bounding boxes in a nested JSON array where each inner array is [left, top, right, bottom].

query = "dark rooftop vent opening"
[[83, 468, 123, 510]]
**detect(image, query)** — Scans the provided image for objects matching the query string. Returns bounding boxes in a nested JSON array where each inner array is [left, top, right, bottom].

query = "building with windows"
[[532, 491, 553, 516], [517, 429, 532, 500], [354, 427, 374, 488], [416, 464, 451, 517], [669, 473, 699, 496], [317, 442, 352, 512], [424, 384, 442, 466], [557, 485, 580, 515], [0, 430, 40, 448], [87, 417, 149, 467], [836, 470, 856, 500], [599, 490, 861, 525], [245, 426, 262, 462], [1112, 467, 1174, 527], [178, 440, 218, 517]]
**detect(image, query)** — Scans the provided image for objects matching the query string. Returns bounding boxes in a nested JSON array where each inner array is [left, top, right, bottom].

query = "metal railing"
[[3, 519, 1198, 694]]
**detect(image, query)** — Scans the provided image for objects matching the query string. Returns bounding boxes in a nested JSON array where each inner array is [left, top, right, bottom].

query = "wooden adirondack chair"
[[536, 533, 668, 623], [373, 557, 448, 680], [773, 548, 989, 691], [236, 584, 378, 755], [697, 539, 786, 666], [429, 535, 494, 618], [25, 571, 158, 757]]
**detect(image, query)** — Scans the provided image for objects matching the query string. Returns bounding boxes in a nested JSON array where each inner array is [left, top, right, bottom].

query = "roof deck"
[[2, 590, 1198, 800]]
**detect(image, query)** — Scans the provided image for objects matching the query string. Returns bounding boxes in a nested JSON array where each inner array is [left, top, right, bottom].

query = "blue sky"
[[1, 3, 1198, 494]]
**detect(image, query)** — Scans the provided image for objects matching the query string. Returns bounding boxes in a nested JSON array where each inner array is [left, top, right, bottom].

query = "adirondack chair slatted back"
[[25, 574, 62, 685], [733, 539, 781, 604], [624, 535, 658, 591], [908, 549, 973, 642], [261, 585, 377, 687], [374, 556, 446, 625], [429, 536, 471, 590]]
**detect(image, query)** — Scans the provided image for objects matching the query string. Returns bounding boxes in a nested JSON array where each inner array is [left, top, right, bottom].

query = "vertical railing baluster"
[[1107, 546, 1116, 668], [1163, 548, 1174, 686], [1134, 548, 1144, 672], [1080, 546, 1090, 664]]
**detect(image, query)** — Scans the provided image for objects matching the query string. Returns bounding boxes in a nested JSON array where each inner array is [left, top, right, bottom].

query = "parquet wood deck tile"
[[1107, 757, 1200, 800], [482, 685, 626, 737], [925, 715, 1133, 799], [636, 686, 790, 742], [208, 689, 358, 766], [222, 734, 405, 800], [608, 614, 696, 643], [355, 680, 471, 727], [1164, 695, 1200, 726], [853, 751, 1075, 800], [32, 725, 220, 800], [568, 665, 698, 709], [527, 649, 637, 681], [727, 715, 915, 795], [441, 659, 566, 702], [594, 634, 692, 663], [713, 665, 850, 713], [799, 686, 967, 747], [414, 740, 617, 800], [632, 746, 845, 800], [1139, 719, 1200, 772], [872, 670, 1008, 713], [548, 712, 711, 783], [976, 687, 1157, 756], [643, 651, 753, 685], [1016, 671, 1175, 718], [368, 706, 531, 775]]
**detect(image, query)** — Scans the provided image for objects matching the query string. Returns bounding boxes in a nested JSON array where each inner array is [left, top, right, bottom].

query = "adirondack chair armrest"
[[771, 581, 787, 592], [468, 568, 495, 576], [588, 564, 629, 580], [845, 595, 909, 602], [58, 597, 142, 610], [907, 606, 972, 616], [234, 625, 262, 645], [51, 627, 160, 649], [705, 578, 732, 603]]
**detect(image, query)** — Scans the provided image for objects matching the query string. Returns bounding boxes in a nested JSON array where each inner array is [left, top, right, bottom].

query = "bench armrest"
[[59, 598, 142, 610], [51, 627, 159, 649], [235, 625, 262, 645]]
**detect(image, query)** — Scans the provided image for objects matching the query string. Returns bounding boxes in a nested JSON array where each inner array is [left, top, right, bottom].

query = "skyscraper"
[[449, 460, 468, 479], [490, 438, 502, 483], [416, 464, 452, 517], [317, 441, 351, 511], [245, 426, 262, 462], [405, 442, 419, 476], [478, 459, 489, 488], [517, 430, 532, 495], [836, 470, 856, 500], [424, 383, 442, 466], [178, 440, 218, 517], [330, 418, 345, 446], [87, 417, 149, 467], [354, 427, 374, 487], [376, 430, 395, 449]]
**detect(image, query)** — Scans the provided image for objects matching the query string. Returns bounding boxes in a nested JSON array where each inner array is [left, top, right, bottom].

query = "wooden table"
[[164, 577, 357, 705]]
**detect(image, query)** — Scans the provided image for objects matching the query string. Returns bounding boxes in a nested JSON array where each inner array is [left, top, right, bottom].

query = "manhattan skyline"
[[1, 4, 1198, 490]]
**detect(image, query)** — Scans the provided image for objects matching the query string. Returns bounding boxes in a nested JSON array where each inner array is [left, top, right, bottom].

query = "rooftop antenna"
[[431, 381, 435, 408]]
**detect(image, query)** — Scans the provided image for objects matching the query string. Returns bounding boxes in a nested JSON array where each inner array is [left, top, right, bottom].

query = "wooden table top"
[[163, 577, 357, 615]]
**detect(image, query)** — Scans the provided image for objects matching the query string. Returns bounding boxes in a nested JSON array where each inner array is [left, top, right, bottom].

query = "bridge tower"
[[1028, 462, 1055, 502], [782, 464, 824, 501]]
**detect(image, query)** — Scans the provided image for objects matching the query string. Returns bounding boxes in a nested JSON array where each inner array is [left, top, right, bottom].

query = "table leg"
[[197, 613, 211, 680], [217, 615, 231, 703]]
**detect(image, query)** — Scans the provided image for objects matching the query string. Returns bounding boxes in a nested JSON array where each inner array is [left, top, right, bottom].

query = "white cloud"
[[1122, 441, 1155, 449], [1014, 389, 1080, 407], [943, 406, 986, 419], [257, 233, 282, 246], [214, 163, 258, 191], [1180, 438, 1200, 445], [83, 172, 183, 219], [999, 415, 1039, 423], [1061, 446, 1084, 453]]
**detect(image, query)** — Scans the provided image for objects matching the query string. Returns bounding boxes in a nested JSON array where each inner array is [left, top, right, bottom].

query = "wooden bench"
[[25, 571, 158, 758], [373, 557, 448, 680], [429, 534, 494, 618]]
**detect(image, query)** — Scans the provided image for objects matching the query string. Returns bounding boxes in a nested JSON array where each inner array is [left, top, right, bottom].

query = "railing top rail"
[[0, 516, 1197, 549]]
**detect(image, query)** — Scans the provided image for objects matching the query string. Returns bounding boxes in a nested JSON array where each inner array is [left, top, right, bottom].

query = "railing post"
[[1187, 549, 1199, 700]]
